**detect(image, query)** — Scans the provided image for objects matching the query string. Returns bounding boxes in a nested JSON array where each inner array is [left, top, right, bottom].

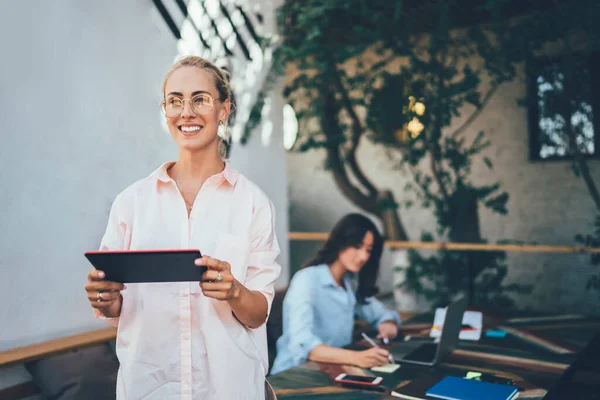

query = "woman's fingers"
[[200, 281, 233, 292], [195, 257, 237, 301], [195, 256, 230, 272], [87, 290, 120, 303], [87, 269, 106, 281], [86, 268, 125, 293], [201, 290, 230, 301], [85, 280, 125, 293], [373, 348, 390, 365], [378, 321, 399, 340], [201, 269, 232, 282]]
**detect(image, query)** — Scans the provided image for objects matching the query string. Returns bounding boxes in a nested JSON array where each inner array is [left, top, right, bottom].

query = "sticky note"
[[466, 371, 482, 379], [485, 329, 507, 338], [371, 363, 400, 373]]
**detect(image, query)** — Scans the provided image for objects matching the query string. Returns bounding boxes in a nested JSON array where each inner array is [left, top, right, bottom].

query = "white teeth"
[[181, 126, 201, 132]]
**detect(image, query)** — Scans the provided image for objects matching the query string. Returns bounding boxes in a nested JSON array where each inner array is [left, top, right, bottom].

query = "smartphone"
[[334, 373, 383, 386], [465, 372, 521, 390]]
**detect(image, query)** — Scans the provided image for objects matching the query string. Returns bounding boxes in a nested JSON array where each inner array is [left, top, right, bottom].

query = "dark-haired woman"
[[270, 213, 401, 374]]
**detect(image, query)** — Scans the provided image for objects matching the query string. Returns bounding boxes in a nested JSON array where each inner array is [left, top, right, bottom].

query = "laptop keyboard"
[[403, 343, 437, 362]]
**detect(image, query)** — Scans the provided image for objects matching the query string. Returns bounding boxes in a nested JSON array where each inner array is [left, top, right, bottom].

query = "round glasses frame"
[[160, 93, 221, 118]]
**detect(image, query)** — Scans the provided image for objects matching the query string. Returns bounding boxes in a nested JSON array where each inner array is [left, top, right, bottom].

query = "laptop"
[[396, 296, 468, 366]]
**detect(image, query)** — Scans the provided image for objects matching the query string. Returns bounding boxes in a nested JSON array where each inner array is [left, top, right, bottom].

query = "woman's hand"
[[377, 320, 399, 341], [196, 256, 240, 301], [354, 348, 391, 368], [85, 269, 125, 318]]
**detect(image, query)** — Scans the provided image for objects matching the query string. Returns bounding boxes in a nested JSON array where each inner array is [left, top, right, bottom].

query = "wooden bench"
[[0, 328, 116, 400]]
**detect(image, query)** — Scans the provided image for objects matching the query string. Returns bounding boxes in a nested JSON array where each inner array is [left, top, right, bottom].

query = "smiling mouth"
[[178, 125, 204, 136]]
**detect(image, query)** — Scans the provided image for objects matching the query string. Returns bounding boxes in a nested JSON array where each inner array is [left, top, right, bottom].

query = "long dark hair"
[[303, 213, 384, 303]]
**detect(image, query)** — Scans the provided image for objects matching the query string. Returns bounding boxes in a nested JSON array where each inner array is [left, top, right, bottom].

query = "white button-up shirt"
[[95, 162, 281, 399]]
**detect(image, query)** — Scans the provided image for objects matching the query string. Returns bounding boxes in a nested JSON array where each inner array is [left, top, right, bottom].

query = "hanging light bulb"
[[407, 117, 425, 138], [414, 102, 426, 116]]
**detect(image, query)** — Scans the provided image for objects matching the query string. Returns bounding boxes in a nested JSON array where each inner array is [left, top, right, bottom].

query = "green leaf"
[[483, 157, 493, 169]]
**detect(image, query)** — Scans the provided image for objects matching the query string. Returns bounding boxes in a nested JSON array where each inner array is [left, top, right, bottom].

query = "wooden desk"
[[268, 312, 600, 399]]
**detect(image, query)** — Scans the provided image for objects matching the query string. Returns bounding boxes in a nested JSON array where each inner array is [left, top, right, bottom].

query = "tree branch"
[[429, 50, 451, 204], [566, 113, 600, 212], [431, 155, 451, 203], [321, 75, 408, 240], [326, 146, 382, 215], [450, 84, 499, 138], [406, 164, 443, 204], [574, 152, 600, 212], [320, 77, 381, 215], [328, 60, 379, 197]]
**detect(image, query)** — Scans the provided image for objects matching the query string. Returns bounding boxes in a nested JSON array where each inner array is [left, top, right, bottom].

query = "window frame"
[[526, 51, 600, 162]]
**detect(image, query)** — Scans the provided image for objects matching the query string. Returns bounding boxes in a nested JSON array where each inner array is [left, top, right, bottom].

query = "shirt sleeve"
[[93, 193, 130, 327], [355, 297, 402, 330], [285, 271, 324, 365], [244, 198, 282, 322]]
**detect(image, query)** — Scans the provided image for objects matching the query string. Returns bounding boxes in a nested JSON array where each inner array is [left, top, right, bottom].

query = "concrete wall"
[[0, 0, 176, 392], [229, 82, 290, 287], [0, 0, 288, 392], [287, 62, 600, 316]]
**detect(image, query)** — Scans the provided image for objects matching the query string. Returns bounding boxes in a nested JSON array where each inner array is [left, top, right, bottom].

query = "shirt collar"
[[316, 264, 337, 287], [151, 161, 239, 185], [317, 264, 355, 289]]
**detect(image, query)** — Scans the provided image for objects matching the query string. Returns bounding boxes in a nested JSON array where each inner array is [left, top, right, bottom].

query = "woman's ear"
[[219, 98, 231, 122]]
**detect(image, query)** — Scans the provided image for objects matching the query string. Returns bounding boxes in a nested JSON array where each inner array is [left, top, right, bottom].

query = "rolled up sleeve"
[[245, 199, 282, 318], [355, 297, 402, 330], [285, 272, 323, 365]]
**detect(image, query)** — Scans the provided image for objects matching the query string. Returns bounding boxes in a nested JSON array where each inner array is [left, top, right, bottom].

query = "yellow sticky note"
[[371, 363, 400, 373]]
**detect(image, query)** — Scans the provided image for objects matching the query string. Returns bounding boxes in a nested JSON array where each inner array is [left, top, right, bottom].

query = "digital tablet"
[[84, 249, 205, 283]]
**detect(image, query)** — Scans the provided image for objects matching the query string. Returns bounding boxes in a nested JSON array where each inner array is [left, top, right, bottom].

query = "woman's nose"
[[181, 100, 195, 117], [359, 250, 370, 262]]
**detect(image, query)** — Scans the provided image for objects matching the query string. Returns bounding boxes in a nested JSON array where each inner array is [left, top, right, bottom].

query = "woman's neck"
[[328, 261, 346, 287], [171, 148, 224, 183]]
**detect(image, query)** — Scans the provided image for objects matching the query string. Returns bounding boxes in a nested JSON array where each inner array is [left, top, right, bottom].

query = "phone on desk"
[[334, 373, 383, 387], [470, 372, 521, 388]]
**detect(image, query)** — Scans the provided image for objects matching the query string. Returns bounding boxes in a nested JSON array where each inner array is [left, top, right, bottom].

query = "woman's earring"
[[218, 120, 228, 141], [217, 120, 230, 159]]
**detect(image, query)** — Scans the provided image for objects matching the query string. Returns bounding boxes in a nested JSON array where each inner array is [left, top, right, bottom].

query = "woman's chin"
[[175, 136, 217, 152], [346, 266, 362, 274]]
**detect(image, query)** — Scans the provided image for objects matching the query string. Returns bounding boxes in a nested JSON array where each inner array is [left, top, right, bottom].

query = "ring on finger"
[[215, 271, 223, 282], [97, 291, 103, 303]]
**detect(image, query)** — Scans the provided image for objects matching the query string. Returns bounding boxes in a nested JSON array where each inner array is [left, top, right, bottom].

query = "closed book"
[[426, 376, 518, 400]]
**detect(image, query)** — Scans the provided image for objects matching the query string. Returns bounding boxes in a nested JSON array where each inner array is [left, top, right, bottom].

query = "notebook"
[[426, 376, 518, 400], [371, 363, 401, 373]]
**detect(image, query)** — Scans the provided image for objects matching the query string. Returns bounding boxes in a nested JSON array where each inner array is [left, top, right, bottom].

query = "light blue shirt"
[[270, 264, 402, 374]]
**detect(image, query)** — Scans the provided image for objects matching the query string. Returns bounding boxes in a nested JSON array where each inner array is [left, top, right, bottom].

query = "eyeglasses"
[[160, 93, 220, 118]]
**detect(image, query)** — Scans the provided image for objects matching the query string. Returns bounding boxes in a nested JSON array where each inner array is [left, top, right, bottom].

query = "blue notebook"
[[426, 376, 518, 400]]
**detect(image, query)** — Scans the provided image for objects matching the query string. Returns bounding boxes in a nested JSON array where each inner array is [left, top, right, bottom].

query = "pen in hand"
[[361, 332, 396, 364]]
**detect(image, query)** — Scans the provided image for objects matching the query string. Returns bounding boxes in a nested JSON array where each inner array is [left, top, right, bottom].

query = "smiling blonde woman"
[[84, 56, 281, 400]]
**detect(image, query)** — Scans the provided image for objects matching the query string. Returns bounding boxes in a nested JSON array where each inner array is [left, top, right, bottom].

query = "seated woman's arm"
[[308, 344, 389, 368], [356, 296, 402, 339]]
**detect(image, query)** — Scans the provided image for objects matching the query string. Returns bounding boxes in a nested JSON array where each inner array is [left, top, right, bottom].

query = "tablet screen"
[[85, 249, 205, 283]]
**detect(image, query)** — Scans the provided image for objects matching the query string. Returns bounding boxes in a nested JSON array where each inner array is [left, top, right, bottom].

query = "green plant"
[[242, 0, 597, 305]]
